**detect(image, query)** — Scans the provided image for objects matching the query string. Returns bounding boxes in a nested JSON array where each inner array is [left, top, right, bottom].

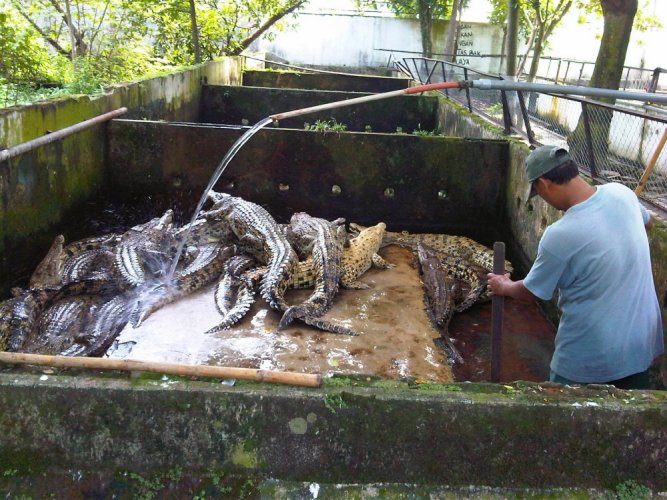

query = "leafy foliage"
[[0, 7, 58, 83], [0, 0, 308, 106], [356, 0, 453, 20]]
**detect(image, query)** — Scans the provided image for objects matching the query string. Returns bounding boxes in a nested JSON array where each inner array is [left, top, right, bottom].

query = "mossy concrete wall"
[[242, 69, 411, 92], [0, 372, 665, 489], [107, 120, 508, 239], [200, 85, 438, 133], [0, 58, 242, 294]]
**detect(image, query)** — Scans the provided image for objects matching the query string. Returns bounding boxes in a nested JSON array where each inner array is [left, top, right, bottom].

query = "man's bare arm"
[[486, 273, 538, 302]]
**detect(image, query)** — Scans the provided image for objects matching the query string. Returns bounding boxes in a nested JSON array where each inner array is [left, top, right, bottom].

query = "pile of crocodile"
[[0, 190, 513, 361]]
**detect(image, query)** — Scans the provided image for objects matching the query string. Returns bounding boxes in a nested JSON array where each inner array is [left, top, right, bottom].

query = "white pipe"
[[472, 79, 667, 104]]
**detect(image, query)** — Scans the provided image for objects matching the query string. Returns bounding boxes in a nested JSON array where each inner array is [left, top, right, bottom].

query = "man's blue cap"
[[526, 145, 572, 198]]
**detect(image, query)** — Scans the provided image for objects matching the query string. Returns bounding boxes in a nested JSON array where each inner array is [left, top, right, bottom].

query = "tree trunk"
[[444, 0, 461, 62], [189, 0, 202, 64], [526, 28, 544, 82], [418, 0, 433, 58], [568, 0, 637, 171], [233, 1, 307, 55], [590, 0, 637, 93]]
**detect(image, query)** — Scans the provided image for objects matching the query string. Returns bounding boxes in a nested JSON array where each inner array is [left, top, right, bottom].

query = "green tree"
[[568, 0, 640, 161], [356, 0, 454, 58], [488, 0, 574, 81], [0, 8, 57, 84], [6, 0, 309, 86]]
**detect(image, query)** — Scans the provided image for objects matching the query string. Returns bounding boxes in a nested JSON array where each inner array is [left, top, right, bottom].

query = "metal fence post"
[[463, 68, 472, 111], [500, 90, 512, 134], [517, 91, 536, 144]]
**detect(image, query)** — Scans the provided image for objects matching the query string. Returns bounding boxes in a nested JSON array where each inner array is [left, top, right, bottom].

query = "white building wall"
[[251, 14, 506, 75]]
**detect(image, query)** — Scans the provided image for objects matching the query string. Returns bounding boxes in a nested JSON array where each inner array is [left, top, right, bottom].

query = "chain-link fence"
[[522, 56, 664, 92], [399, 56, 667, 214]]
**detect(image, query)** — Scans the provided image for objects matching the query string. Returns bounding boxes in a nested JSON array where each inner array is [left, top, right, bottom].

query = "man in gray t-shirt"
[[487, 145, 664, 389]]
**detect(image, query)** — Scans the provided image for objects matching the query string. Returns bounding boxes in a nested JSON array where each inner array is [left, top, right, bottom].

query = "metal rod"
[[0, 107, 128, 163], [0, 351, 322, 388], [472, 79, 667, 104], [491, 242, 505, 383], [270, 81, 462, 121], [500, 90, 512, 134], [635, 128, 667, 195], [517, 90, 535, 144]]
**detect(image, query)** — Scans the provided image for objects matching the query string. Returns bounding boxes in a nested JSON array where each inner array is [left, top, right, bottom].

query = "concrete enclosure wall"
[[107, 120, 508, 240], [200, 85, 439, 133], [0, 373, 665, 490], [0, 58, 242, 294]]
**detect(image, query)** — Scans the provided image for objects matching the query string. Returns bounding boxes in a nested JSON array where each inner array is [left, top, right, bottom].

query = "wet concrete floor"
[[110, 245, 556, 383]]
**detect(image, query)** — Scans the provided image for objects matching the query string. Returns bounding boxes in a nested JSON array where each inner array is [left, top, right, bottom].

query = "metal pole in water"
[[0, 107, 128, 163], [491, 241, 505, 383]]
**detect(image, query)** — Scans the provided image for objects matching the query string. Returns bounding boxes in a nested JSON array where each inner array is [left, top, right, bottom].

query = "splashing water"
[[166, 117, 274, 281]]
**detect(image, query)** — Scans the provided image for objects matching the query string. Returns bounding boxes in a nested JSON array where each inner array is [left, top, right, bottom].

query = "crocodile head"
[[341, 222, 386, 286], [30, 235, 66, 288]]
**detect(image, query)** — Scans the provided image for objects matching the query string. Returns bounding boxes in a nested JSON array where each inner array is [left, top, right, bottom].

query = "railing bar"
[[0, 107, 128, 163]]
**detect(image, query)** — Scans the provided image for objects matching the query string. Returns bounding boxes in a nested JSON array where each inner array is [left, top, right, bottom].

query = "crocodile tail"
[[301, 316, 359, 336], [454, 282, 487, 313], [206, 282, 256, 333]]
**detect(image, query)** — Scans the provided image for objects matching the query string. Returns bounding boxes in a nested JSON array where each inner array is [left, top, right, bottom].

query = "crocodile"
[[340, 222, 394, 289], [60, 295, 130, 357], [417, 242, 456, 330], [132, 243, 235, 326], [3, 287, 61, 352], [29, 235, 66, 288], [207, 258, 263, 333], [23, 294, 101, 355], [61, 248, 116, 285], [64, 233, 119, 258], [114, 209, 177, 290], [279, 213, 347, 329], [416, 242, 464, 365], [351, 223, 489, 310], [204, 191, 297, 313], [0, 296, 20, 351], [208, 255, 359, 336], [350, 224, 514, 274]]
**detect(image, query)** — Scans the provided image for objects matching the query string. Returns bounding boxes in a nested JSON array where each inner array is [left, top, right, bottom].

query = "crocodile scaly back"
[[205, 191, 298, 313]]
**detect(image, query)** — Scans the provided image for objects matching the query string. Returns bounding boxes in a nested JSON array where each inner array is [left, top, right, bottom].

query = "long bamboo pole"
[[635, 128, 667, 196], [0, 352, 322, 388], [269, 81, 463, 121]]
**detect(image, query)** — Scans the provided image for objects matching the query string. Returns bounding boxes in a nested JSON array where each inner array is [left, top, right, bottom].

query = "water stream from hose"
[[166, 117, 274, 281]]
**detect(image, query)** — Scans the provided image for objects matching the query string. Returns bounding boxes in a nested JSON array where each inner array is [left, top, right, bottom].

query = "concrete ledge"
[[0, 372, 665, 489], [242, 70, 411, 92]]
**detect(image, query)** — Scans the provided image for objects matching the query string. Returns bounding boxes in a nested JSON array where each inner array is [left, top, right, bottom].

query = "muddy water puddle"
[[111, 246, 556, 383]]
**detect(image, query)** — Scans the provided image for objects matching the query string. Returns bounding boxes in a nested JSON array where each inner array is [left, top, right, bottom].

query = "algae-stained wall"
[[200, 85, 439, 133], [242, 70, 410, 92], [107, 120, 508, 238], [0, 58, 242, 295]]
